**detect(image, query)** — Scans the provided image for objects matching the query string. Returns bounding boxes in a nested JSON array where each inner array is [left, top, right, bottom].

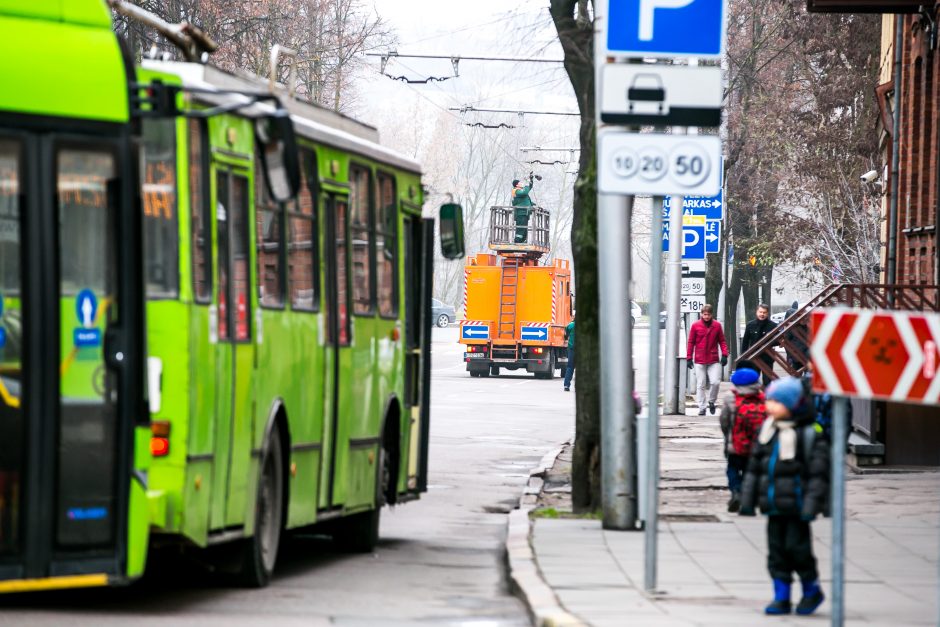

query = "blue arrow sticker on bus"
[[74, 289, 102, 347], [67, 506, 108, 521], [462, 325, 489, 340], [521, 326, 548, 341]]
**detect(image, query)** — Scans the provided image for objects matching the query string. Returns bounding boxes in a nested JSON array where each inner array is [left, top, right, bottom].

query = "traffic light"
[[748, 255, 756, 267]]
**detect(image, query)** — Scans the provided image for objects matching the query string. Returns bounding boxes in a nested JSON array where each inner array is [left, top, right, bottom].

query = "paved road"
[[0, 326, 577, 625]]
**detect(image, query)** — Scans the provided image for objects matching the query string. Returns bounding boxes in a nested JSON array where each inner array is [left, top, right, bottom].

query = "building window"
[[349, 165, 373, 315], [376, 172, 398, 318], [256, 157, 284, 308], [141, 118, 179, 299], [289, 148, 320, 311]]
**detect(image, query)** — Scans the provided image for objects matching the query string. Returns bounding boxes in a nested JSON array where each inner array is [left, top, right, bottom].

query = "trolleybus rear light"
[[151, 421, 171, 456]]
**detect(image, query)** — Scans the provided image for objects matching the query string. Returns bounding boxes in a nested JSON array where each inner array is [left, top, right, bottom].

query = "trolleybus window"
[[256, 159, 284, 308], [334, 199, 350, 345], [189, 120, 211, 303], [56, 147, 118, 547], [288, 148, 319, 311], [0, 139, 23, 556], [349, 165, 373, 315], [232, 175, 251, 341], [58, 150, 114, 294], [141, 118, 179, 298], [376, 172, 398, 318]]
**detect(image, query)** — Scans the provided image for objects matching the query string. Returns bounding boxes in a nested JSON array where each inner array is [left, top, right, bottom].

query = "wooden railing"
[[737, 284, 940, 382]]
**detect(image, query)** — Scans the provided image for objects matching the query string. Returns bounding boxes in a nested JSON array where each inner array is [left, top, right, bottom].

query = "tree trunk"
[[550, 0, 601, 513]]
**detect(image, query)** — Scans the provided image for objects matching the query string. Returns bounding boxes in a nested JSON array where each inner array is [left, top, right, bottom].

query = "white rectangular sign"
[[681, 277, 706, 295], [598, 131, 722, 196], [600, 65, 722, 127], [680, 295, 706, 313]]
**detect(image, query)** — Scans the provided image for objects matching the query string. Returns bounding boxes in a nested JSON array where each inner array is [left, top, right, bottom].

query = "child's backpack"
[[731, 392, 766, 456]]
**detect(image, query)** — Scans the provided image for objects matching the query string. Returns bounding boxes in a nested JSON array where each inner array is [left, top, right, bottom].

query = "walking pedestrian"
[[718, 360, 765, 513], [741, 303, 778, 385], [511, 174, 534, 243], [563, 315, 575, 392], [686, 304, 729, 416], [739, 376, 829, 616]]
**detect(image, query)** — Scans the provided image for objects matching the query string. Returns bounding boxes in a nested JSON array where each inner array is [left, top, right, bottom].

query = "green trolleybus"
[[0, 0, 442, 593]]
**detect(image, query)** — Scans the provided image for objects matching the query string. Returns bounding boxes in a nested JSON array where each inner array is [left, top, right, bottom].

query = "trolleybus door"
[[210, 168, 254, 529], [319, 194, 350, 509], [0, 132, 141, 580]]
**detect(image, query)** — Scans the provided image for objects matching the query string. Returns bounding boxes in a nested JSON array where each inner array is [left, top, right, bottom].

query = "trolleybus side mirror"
[[439, 203, 465, 260], [255, 110, 301, 202]]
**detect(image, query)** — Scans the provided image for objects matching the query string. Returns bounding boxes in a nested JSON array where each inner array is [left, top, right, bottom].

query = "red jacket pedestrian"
[[687, 313, 729, 365]]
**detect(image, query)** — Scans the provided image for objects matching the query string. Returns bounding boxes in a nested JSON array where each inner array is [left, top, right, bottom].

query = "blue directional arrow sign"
[[705, 219, 721, 254], [605, 0, 728, 59], [462, 325, 489, 340], [521, 326, 549, 341]]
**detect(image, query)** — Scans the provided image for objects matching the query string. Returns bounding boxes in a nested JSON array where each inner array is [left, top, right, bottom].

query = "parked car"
[[631, 300, 642, 327], [771, 311, 786, 324], [432, 299, 456, 328]]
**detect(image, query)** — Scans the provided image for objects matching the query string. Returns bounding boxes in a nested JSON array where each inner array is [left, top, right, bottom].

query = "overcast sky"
[[358, 0, 580, 149]]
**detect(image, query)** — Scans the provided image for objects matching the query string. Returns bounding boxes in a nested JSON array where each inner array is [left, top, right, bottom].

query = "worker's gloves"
[[721, 355, 728, 367]]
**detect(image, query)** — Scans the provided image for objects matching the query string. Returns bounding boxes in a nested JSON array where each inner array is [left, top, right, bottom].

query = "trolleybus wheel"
[[239, 430, 284, 587], [336, 443, 388, 552]]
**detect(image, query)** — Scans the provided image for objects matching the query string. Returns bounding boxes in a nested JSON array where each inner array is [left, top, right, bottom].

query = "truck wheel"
[[491, 366, 500, 376], [238, 430, 284, 587]]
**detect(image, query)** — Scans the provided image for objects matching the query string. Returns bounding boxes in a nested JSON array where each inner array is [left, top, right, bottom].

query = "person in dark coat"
[[740, 303, 778, 385], [739, 377, 829, 616], [783, 300, 807, 372], [511, 175, 534, 243]]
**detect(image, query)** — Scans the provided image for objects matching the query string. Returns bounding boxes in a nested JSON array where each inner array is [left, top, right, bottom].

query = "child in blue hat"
[[739, 376, 830, 616], [718, 360, 765, 513]]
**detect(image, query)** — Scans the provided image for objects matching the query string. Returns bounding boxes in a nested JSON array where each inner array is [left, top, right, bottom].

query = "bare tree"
[[549, 0, 602, 513], [113, 0, 393, 113]]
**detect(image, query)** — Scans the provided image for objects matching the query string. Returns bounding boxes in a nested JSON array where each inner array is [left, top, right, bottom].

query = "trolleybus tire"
[[335, 443, 389, 553], [238, 431, 285, 587]]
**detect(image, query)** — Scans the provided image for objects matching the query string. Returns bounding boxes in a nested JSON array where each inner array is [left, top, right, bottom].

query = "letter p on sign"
[[639, 0, 695, 41]]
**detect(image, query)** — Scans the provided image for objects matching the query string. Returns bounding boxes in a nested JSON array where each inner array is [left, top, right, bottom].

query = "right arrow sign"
[[811, 307, 940, 405]]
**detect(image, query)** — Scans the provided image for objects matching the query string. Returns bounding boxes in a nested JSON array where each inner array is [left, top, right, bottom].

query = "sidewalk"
[[506, 402, 940, 626]]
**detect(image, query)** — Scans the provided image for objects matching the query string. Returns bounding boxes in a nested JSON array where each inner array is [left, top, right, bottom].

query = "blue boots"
[[765, 579, 791, 615], [796, 579, 825, 615], [765, 579, 825, 615]]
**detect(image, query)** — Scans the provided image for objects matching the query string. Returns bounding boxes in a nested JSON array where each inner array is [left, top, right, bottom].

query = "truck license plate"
[[464, 352, 485, 359]]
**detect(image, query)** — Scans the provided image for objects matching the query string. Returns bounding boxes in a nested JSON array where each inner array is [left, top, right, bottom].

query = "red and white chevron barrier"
[[811, 307, 940, 405]]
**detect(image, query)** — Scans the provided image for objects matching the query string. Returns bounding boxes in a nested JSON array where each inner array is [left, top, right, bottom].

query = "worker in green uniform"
[[511, 174, 534, 243], [563, 315, 575, 391]]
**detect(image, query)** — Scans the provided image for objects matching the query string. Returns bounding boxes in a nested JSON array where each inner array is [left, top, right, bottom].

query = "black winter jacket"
[[741, 318, 778, 354], [739, 407, 830, 519]]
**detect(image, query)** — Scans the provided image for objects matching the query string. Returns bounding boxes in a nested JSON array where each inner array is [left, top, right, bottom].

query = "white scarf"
[[758, 418, 797, 460]]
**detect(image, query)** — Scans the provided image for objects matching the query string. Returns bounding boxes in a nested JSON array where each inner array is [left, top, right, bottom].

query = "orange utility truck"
[[458, 205, 574, 378]]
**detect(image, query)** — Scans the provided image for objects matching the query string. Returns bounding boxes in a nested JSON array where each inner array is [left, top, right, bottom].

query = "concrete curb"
[[505, 444, 585, 627]]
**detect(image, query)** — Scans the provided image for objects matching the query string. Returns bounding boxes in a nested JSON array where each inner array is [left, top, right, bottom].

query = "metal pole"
[[663, 194, 684, 414], [887, 15, 902, 288], [599, 193, 636, 530], [644, 196, 665, 590], [831, 396, 848, 627]]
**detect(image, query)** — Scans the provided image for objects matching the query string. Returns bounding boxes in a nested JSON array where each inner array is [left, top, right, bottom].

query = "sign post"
[[597, 0, 728, 594]]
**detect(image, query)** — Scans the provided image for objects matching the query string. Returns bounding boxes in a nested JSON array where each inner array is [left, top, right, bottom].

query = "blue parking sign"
[[606, 0, 727, 59]]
